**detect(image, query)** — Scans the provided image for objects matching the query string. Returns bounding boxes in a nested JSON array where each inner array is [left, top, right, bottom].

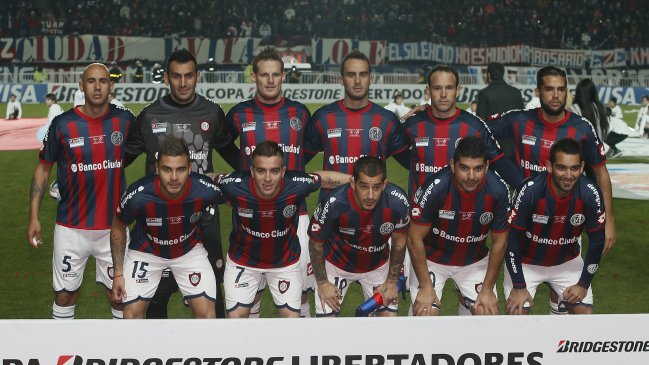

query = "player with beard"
[[125, 49, 239, 319], [111, 137, 223, 318], [487, 66, 615, 264], [407, 137, 510, 316], [504, 138, 605, 315], [308, 156, 410, 317], [28, 63, 135, 319], [304, 50, 410, 202], [217, 141, 350, 318], [226, 47, 313, 317]]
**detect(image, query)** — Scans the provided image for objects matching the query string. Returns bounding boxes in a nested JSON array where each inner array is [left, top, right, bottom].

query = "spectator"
[[109, 61, 122, 83], [6, 94, 21, 120], [384, 92, 411, 120], [608, 97, 623, 120], [33, 65, 48, 83], [604, 107, 630, 158], [133, 60, 144, 83]]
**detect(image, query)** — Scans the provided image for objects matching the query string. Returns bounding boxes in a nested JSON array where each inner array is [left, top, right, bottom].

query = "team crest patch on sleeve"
[[189, 272, 201, 287], [587, 264, 598, 274], [369, 127, 383, 141], [111, 131, 124, 145], [290, 117, 302, 131], [379, 222, 395, 235], [278, 279, 290, 294]]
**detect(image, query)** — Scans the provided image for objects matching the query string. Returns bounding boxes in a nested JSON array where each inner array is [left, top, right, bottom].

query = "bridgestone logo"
[[557, 340, 649, 353]]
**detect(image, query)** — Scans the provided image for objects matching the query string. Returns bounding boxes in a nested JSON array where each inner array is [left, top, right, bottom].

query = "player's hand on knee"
[[377, 282, 398, 306], [318, 281, 341, 312], [413, 285, 439, 316], [506, 288, 532, 315], [474, 291, 499, 315], [562, 284, 587, 304]]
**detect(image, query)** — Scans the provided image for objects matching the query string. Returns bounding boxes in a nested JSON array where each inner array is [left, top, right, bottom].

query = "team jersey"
[[411, 167, 510, 266], [218, 171, 321, 269], [225, 97, 310, 171], [40, 104, 134, 229], [308, 183, 411, 273], [507, 172, 605, 268], [304, 100, 409, 196], [488, 108, 606, 179], [401, 107, 504, 199], [126, 94, 234, 176], [116, 173, 224, 259]]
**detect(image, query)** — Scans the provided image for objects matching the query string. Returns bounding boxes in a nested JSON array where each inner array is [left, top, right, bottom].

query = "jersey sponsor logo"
[[361, 225, 374, 234], [121, 185, 144, 208], [379, 222, 394, 235], [415, 137, 429, 147], [189, 272, 201, 286], [238, 208, 253, 218], [234, 281, 249, 288], [479, 212, 493, 225], [70, 159, 122, 173], [525, 231, 580, 245], [278, 279, 290, 294], [348, 128, 362, 137], [290, 117, 302, 131], [200, 121, 210, 131], [522, 135, 537, 146], [414, 187, 423, 202], [339, 227, 355, 235], [189, 150, 208, 161], [146, 225, 197, 246], [312, 205, 322, 220], [439, 210, 455, 220], [173, 124, 190, 132], [292, 176, 316, 184], [508, 210, 517, 224], [389, 188, 409, 208], [586, 183, 603, 210], [167, 216, 184, 225], [311, 222, 321, 232], [433, 137, 449, 147], [508, 251, 518, 274], [146, 218, 162, 227], [110, 131, 123, 145], [327, 128, 342, 138], [151, 122, 167, 133], [415, 163, 443, 173], [219, 175, 242, 185], [587, 264, 599, 274], [431, 227, 487, 243], [317, 197, 335, 223], [242, 122, 256, 132], [264, 120, 280, 129], [68, 137, 84, 148], [190, 212, 202, 224], [198, 178, 220, 192], [259, 210, 275, 218], [90, 135, 105, 145], [417, 179, 440, 208], [283, 204, 297, 218], [369, 127, 382, 141], [570, 214, 585, 226], [328, 154, 363, 165], [532, 214, 549, 224], [460, 212, 474, 220]]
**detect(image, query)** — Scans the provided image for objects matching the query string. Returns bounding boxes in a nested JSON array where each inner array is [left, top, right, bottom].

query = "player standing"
[[125, 49, 239, 319], [218, 141, 349, 318], [27, 63, 135, 319], [308, 156, 410, 317], [225, 47, 313, 317], [111, 137, 222, 318], [407, 137, 510, 316], [505, 138, 605, 315]]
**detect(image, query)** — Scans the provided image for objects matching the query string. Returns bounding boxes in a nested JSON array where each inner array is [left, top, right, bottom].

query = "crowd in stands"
[[1, 0, 648, 48]]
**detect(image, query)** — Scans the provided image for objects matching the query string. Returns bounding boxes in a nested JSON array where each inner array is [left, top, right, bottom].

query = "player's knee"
[[55, 291, 79, 307], [568, 304, 593, 315]]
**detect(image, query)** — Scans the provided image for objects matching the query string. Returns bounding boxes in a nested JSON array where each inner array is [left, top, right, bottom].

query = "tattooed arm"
[[110, 215, 128, 302], [314, 171, 351, 190], [376, 229, 407, 305], [309, 238, 340, 313], [27, 162, 53, 247]]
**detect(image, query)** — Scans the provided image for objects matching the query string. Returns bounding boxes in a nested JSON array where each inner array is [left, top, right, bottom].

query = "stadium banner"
[[1, 316, 649, 364], [530, 48, 587, 68], [311, 38, 386, 65], [0, 35, 260, 64], [588, 49, 626, 68], [6, 83, 647, 105], [628, 47, 649, 67], [388, 43, 528, 65]]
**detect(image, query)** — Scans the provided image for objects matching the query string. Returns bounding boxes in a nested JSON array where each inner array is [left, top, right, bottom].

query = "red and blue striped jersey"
[[401, 107, 504, 199], [507, 172, 605, 267], [304, 100, 409, 195], [225, 97, 310, 172], [308, 183, 411, 273], [410, 167, 510, 266], [218, 171, 321, 269], [39, 105, 134, 229], [488, 109, 606, 179], [116, 173, 224, 259]]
